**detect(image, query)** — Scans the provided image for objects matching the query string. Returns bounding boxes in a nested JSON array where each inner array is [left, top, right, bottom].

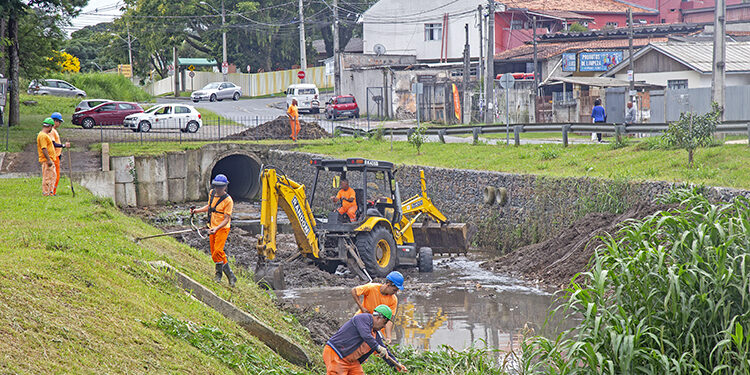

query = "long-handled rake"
[[135, 211, 206, 243]]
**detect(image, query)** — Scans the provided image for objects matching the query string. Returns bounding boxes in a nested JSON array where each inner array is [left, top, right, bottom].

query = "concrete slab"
[[112, 156, 135, 183], [72, 170, 115, 200], [167, 178, 186, 203], [166, 152, 187, 179], [115, 182, 137, 207]]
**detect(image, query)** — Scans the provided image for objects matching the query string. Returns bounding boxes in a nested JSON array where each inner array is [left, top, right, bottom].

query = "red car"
[[325, 95, 360, 120], [72, 101, 144, 129]]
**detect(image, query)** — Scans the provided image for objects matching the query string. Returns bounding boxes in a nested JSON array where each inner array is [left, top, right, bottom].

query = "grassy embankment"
[[0, 178, 318, 373]]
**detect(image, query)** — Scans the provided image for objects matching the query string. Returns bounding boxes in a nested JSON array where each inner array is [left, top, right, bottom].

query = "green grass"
[[2, 95, 87, 152], [194, 107, 244, 126], [43, 72, 152, 102], [0, 178, 319, 373]]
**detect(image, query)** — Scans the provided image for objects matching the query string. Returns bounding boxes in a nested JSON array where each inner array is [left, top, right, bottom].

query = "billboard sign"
[[579, 51, 623, 72], [562, 53, 577, 72]]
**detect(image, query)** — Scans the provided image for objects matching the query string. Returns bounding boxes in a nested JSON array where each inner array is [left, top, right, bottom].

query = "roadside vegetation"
[[40, 72, 152, 102], [521, 188, 750, 373]]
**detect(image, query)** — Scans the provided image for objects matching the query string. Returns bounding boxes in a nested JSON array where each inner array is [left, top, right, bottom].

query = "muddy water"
[[276, 256, 570, 353]]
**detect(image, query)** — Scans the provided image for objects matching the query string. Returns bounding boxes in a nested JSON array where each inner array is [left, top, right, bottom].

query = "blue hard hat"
[[50, 112, 64, 122], [386, 271, 404, 290], [212, 174, 229, 186]]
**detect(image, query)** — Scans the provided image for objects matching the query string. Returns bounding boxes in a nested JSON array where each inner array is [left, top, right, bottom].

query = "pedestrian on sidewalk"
[[49, 112, 70, 195], [36, 118, 57, 196], [350, 271, 403, 345], [591, 98, 606, 142], [324, 305, 408, 374], [191, 174, 237, 286], [287, 99, 300, 141], [625, 101, 637, 124]]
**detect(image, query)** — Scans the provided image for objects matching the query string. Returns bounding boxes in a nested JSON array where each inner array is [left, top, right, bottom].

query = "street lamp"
[[200, 0, 227, 81]]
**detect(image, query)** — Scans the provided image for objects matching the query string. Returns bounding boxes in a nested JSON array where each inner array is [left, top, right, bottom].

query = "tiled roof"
[[499, 0, 654, 13], [495, 37, 668, 61], [528, 9, 595, 20]]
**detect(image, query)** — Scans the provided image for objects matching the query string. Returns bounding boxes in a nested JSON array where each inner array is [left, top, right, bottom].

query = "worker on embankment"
[[351, 271, 403, 345], [49, 112, 70, 195], [287, 99, 300, 141], [324, 305, 408, 374], [36, 118, 57, 196], [331, 178, 357, 222], [190, 174, 237, 286]]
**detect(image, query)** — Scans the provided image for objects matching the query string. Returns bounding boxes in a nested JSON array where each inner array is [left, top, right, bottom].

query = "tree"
[[408, 125, 427, 155], [50, 51, 81, 73], [663, 102, 722, 166], [568, 22, 588, 32]]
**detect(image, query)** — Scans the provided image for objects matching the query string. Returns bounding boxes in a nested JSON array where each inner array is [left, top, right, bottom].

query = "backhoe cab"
[[255, 158, 468, 288]]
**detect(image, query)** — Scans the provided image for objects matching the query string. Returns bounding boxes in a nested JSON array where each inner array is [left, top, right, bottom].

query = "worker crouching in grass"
[[324, 305, 408, 374], [36, 118, 57, 196], [351, 271, 403, 344], [191, 174, 237, 286]]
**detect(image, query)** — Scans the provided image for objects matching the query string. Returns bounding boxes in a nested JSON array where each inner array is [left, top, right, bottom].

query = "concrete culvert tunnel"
[[209, 153, 262, 200]]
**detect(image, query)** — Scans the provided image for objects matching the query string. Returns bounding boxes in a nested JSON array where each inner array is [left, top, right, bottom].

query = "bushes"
[[43, 72, 151, 102], [523, 189, 750, 374]]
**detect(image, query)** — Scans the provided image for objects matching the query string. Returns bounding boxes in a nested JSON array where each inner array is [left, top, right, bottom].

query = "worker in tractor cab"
[[351, 271, 403, 345], [331, 178, 357, 222], [324, 305, 408, 374], [190, 174, 237, 287]]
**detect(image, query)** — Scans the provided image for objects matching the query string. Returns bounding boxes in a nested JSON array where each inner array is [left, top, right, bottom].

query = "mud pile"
[[277, 302, 341, 346], [481, 204, 673, 290], [225, 116, 329, 140]]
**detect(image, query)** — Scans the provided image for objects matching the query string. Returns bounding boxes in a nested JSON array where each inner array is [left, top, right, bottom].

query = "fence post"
[[140, 126, 143, 145], [179, 118, 182, 145], [438, 129, 446, 144], [472, 127, 481, 144], [562, 124, 570, 147], [100, 123, 103, 145], [615, 124, 622, 144], [746, 123, 750, 147], [3, 109, 7, 151], [255, 116, 258, 127], [217, 117, 221, 140], [514, 125, 521, 146]]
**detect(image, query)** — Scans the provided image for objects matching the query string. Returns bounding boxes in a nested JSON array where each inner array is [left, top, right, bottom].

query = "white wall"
[[613, 70, 703, 88], [362, 0, 484, 61]]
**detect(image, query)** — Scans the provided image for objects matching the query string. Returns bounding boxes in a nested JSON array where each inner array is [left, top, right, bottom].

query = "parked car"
[[27, 79, 87, 97], [123, 104, 202, 133], [325, 95, 359, 119], [191, 82, 242, 102], [286, 84, 320, 113], [75, 99, 112, 113], [72, 101, 144, 129]]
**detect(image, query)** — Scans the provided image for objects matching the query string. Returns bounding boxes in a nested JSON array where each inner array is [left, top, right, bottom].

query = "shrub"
[[408, 125, 427, 155], [538, 148, 559, 161], [663, 102, 722, 166]]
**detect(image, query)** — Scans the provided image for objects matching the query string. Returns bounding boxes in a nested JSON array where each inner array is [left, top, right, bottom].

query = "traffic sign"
[[187, 65, 195, 71], [297, 70, 306, 79], [189, 71, 195, 78], [499, 73, 516, 89], [222, 66, 228, 74], [246, 65, 251, 73], [222, 61, 228, 68]]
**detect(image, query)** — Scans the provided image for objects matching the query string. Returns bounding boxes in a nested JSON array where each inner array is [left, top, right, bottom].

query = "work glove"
[[376, 345, 388, 357]]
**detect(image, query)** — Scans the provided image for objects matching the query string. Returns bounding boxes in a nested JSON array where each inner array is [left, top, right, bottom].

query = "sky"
[[66, 0, 124, 34]]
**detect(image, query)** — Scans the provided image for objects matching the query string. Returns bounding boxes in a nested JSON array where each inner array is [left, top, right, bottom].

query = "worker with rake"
[[351, 271, 403, 345], [324, 304, 408, 374], [191, 174, 237, 286], [49, 112, 70, 195]]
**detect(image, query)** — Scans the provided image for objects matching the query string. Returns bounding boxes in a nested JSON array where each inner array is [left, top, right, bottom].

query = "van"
[[286, 84, 320, 113]]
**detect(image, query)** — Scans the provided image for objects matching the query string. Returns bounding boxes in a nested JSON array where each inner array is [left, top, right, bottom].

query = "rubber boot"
[[223, 263, 237, 287], [214, 263, 223, 283]]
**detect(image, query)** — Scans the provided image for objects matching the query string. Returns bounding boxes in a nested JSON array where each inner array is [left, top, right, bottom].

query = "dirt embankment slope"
[[482, 204, 673, 290]]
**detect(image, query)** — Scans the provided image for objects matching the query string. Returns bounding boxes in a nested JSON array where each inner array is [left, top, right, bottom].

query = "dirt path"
[[481, 204, 674, 290], [1, 128, 102, 174]]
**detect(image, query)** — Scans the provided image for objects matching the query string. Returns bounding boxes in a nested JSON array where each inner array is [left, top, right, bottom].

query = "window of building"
[[510, 19, 523, 30], [424, 23, 442, 41], [667, 79, 688, 90], [605, 22, 618, 28]]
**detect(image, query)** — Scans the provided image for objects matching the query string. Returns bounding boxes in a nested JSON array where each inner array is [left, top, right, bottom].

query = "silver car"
[[27, 79, 87, 97], [191, 82, 242, 102]]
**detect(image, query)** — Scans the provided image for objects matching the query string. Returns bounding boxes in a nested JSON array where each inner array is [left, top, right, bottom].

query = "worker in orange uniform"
[[324, 305, 407, 374], [331, 178, 357, 222], [191, 174, 237, 286], [287, 99, 301, 141], [49, 112, 70, 195], [351, 271, 403, 344], [37, 118, 57, 196]]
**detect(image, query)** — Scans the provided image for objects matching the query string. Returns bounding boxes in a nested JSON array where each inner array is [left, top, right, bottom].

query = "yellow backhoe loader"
[[255, 157, 468, 288]]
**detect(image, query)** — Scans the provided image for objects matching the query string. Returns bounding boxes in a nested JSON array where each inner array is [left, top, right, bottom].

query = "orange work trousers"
[[41, 161, 57, 196], [53, 158, 61, 195], [209, 227, 230, 264], [338, 205, 357, 222], [290, 119, 300, 141], [323, 345, 364, 375]]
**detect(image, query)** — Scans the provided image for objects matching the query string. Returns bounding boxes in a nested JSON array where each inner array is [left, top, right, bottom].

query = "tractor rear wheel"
[[356, 226, 397, 278]]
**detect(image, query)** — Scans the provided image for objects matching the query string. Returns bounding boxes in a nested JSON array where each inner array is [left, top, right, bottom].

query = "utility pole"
[[298, 0, 307, 82], [712, 0, 726, 119], [333, 0, 341, 96], [221, 0, 227, 82], [477, 5, 484, 115], [126, 23, 134, 83], [173, 46, 179, 97], [463, 23, 471, 124], [484, 0, 494, 124], [628, 9, 634, 99], [532, 16, 538, 122]]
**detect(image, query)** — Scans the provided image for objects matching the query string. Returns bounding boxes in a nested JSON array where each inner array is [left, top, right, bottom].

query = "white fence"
[[145, 66, 333, 97]]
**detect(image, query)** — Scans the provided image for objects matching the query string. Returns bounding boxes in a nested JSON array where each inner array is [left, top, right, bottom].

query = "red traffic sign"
[[222, 61, 229, 68], [297, 71, 306, 79]]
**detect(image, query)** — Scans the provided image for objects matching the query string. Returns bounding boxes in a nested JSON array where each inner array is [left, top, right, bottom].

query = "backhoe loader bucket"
[[254, 263, 285, 290], [411, 222, 469, 254]]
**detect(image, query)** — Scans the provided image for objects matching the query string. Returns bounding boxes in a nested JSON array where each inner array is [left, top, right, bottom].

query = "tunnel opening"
[[209, 154, 261, 200]]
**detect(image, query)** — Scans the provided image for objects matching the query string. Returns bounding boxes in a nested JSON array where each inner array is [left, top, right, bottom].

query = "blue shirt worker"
[[324, 305, 407, 374], [591, 98, 606, 142]]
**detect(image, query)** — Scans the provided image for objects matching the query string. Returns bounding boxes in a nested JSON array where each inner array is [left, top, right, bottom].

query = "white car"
[[286, 83, 320, 113], [191, 82, 242, 102], [123, 104, 202, 133]]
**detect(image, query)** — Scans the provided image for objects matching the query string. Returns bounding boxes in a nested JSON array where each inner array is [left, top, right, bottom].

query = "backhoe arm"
[[400, 170, 448, 224], [257, 168, 320, 260]]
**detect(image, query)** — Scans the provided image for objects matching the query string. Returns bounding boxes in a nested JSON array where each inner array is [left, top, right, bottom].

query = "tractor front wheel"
[[356, 226, 397, 278]]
